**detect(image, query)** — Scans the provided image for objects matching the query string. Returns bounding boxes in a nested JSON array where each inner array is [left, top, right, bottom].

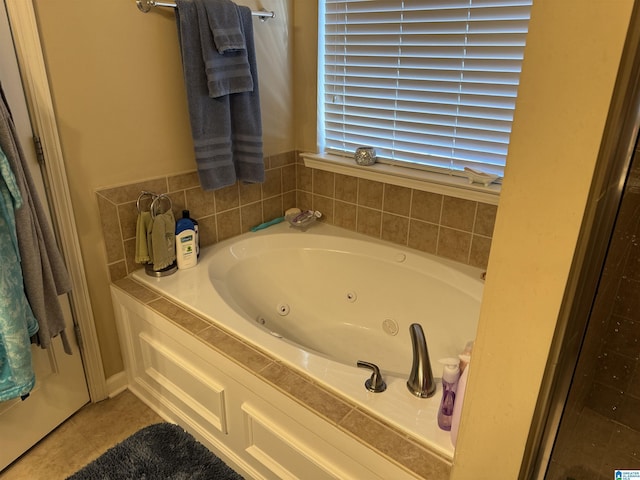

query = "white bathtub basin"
[[208, 225, 482, 377]]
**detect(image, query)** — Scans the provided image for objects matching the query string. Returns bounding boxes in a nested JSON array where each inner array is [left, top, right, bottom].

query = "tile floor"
[[0, 390, 163, 479], [545, 406, 640, 479]]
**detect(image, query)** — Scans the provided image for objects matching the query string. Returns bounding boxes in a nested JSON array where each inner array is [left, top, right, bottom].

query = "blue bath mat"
[[66, 422, 244, 479]]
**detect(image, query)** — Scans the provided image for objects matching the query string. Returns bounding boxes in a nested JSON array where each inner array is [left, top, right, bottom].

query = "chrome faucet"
[[406, 323, 436, 398]]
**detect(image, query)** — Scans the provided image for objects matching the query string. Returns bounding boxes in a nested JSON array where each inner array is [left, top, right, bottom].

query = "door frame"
[[4, 0, 107, 402]]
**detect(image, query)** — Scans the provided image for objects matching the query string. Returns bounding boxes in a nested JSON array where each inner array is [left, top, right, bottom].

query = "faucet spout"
[[406, 323, 436, 398]]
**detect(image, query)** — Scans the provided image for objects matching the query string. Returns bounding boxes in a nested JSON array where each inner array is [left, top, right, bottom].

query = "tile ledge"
[[302, 152, 500, 206]]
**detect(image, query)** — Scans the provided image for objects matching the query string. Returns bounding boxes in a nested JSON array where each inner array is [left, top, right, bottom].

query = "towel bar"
[[136, 0, 275, 21]]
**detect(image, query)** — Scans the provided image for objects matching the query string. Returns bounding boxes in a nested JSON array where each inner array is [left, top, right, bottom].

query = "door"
[[0, 2, 90, 470], [544, 138, 640, 478]]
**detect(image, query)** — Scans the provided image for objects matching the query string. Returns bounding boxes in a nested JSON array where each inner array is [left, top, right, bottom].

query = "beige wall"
[[292, 0, 317, 151], [450, 1, 635, 478], [33, 0, 294, 377], [33, 0, 635, 476]]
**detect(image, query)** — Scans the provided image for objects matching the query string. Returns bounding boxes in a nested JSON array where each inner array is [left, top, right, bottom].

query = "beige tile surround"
[[112, 277, 452, 479], [97, 151, 496, 282], [96, 151, 298, 281]]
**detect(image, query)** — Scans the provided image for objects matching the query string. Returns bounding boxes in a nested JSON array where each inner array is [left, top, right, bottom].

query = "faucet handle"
[[357, 361, 387, 393]]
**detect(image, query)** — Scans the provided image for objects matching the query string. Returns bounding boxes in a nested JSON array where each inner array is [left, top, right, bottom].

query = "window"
[[318, 0, 532, 181]]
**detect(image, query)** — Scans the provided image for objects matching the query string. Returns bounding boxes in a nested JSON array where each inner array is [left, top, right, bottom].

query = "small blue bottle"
[[437, 359, 460, 431]]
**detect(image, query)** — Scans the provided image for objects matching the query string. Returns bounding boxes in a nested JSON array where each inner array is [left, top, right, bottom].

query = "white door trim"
[[4, 0, 107, 402]]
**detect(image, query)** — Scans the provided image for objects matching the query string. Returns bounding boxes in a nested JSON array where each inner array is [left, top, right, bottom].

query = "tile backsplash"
[[97, 151, 496, 281]]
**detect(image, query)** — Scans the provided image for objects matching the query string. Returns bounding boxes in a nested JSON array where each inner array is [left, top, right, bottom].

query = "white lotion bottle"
[[176, 229, 197, 269], [450, 354, 471, 446], [175, 213, 197, 270]]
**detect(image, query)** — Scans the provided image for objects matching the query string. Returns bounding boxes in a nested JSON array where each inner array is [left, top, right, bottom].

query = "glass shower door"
[[545, 144, 640, 479]]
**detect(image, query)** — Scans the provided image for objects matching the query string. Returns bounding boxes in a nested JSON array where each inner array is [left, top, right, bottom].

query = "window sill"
[[301, 153, 501, 205]]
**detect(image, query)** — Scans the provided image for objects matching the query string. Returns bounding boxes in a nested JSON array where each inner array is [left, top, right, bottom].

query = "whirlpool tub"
[[130, 221, 484, 460]]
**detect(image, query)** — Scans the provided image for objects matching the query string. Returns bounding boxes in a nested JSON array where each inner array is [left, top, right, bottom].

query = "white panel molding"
[[139, 332, 227, 434], [242, 402, 345, 480]]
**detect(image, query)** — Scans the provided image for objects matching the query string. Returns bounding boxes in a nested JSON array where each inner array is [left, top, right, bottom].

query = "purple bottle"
[[437, 359, 460, 431]]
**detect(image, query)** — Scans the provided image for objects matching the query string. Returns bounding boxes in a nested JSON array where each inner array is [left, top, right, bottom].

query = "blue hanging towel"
[[0, 146, 39, 402], [175, 0, 264, 191], [0, 86, 72, 354]]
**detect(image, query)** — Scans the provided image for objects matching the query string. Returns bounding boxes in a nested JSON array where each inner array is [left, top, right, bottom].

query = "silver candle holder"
[[354, 147, 377, 166]]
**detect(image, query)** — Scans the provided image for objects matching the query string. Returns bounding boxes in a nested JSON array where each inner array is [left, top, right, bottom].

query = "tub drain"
[[277, 303, 290, 316]]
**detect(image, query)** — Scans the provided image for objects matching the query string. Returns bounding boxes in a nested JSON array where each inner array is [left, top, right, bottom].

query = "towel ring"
[[136, 191, 156, 213], [150, 193, 173, 218]]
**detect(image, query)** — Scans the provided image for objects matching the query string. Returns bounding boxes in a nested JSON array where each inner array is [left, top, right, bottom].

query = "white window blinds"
[[320, 0, 532, 177]]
